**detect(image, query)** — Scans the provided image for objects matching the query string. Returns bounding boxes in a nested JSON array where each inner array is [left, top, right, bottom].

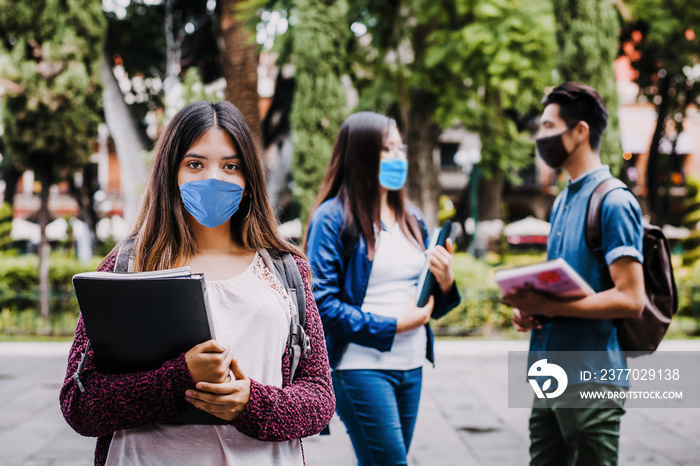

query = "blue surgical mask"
[[379, 159, 408, 190], [179, 178, 244, 228]]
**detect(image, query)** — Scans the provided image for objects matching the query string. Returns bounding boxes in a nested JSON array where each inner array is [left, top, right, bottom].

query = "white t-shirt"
[[105, 253, 303, 466], [336, 224, 428, 371]]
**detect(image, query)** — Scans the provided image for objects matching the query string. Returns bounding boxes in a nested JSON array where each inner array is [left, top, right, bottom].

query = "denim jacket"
[[306, 197, 461, 369]]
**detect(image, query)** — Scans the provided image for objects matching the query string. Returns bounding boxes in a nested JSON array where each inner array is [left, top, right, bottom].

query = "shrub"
[[0, 252, 101, 335], [435, 251, 700, 338]]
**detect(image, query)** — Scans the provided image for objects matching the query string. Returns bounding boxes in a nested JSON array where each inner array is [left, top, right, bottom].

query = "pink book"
[[494, 258, 595, 298]]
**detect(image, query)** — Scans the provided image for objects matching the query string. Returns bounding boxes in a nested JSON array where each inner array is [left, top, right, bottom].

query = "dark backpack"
[[585, 178, 678, 355], [113, 237, 311, 383]]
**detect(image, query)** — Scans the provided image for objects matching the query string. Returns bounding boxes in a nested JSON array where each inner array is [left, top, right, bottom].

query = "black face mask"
[[535, 129, 579, 169]]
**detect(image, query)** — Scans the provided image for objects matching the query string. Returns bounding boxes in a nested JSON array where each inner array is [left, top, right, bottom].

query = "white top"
[[336, 224, 428, 371], [105, 253, 303, 466]]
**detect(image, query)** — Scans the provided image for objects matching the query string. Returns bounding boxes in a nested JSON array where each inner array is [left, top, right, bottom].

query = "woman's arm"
[[59, 252, 196, 438], [229, 256, 335, 441]]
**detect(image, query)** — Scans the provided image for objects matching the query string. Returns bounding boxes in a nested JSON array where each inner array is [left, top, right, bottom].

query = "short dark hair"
[[542, 82, 608, 150]]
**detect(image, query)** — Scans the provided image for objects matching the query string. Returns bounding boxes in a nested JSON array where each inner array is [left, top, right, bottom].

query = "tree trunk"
[[68, 171, 98, 255], [219, 0, 261, 140], [37, 166, 51, 320], [646, 74, 671, 225], [163, 0, 185, 118], [478, 172, 504, 221], [101, 51, 150, 224], [406, 89, 441, 229], [2, 165, 22, 206]]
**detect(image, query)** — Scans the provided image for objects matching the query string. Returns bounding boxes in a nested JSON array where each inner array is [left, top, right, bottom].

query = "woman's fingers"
[[185, 377, 251, 422], [193, 380, 238, 396], [229, 358, 247, 381]]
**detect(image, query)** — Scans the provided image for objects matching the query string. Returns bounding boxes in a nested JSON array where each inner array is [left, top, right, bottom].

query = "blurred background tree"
[[620, 0, 700, 224], [347, 0, 555, 224], [552, 0, 623, 174], [220, 0, 262, 138], [0, 201, 12, 251], [288, 0, 348, 224], [680, 176, 700, 265], [0, 0, 105, 319]]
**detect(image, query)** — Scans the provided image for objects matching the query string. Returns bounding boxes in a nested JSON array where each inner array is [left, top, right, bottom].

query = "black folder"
[[416, 221, 453, 307], [72, 267, 225, 424]]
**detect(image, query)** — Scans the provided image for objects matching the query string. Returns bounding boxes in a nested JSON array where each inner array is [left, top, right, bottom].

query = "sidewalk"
[[0, 340, 698, 465]]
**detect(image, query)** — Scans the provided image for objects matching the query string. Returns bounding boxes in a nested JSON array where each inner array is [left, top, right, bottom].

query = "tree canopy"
[[0, 0, 106, 319], [288, 0, 348, 223], [0, 0, 105, 180], [348, 0, 556, 220], [552, 0, 622, 172], [621, 0, 700, 222]]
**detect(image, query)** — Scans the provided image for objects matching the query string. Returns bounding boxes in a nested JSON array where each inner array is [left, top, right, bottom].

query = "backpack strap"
[[73, 235, 137, 392], [115, 235, 137, 273], [585, 177, 628, 261], [259, 249, 311, 384]]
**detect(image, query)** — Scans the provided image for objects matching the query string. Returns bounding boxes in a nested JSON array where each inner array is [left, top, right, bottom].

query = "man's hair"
[[542, 82, 608, 150]]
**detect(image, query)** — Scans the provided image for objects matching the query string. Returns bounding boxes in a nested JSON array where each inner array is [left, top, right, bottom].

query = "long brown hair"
[[305, 111, 423, 258], [122, 100, 301, 271]]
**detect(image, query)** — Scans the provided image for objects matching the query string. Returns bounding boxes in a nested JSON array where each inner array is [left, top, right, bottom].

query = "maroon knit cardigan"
[[60, 251, 335, 466]]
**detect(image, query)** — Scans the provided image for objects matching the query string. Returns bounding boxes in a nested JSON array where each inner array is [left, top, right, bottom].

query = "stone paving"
[[0, 340, 699, 465]]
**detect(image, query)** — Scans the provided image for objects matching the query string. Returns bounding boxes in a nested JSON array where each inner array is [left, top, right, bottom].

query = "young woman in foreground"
[[61, 101, 334, 466]]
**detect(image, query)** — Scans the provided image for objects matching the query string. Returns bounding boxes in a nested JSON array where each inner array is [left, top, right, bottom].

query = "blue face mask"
[[379, 159, 408, 190], [179, 178, 244, 228]]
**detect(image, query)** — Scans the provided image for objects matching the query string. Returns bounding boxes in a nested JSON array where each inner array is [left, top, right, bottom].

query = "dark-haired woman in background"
[[60, 101, 334, 466], [305, 111, 460, 465]]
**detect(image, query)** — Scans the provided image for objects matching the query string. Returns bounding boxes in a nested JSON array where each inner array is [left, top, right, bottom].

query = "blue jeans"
[[332, 368, 423, 466]]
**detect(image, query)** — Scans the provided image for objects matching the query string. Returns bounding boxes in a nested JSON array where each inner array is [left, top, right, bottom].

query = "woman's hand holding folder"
[[397, 293, 434, 334], [426, 238, 455, 293], [185, 357, 252, 422], [185, 340, 233, 384]]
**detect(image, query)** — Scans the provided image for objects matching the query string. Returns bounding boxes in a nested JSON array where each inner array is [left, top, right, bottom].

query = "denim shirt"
[[529, 166, 644, 387]]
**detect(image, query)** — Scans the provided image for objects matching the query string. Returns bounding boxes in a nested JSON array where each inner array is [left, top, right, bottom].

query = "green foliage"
[[428, 0, 556, 180], [625, 0, 700, 88], [0, 202, 13, 251], [349, 0, 556, 182], [432, 252, 509, 334], [680, 176, 700, 265], [0, 252, 102, 335], [0, 0, 105, 181], [551, 0, 622, 173], [289, 0, 348, 223], [621, 0, 700, 223], [437, 195, 456, 225], [181, 67, 224, 104], [433, 250, 700, 337]]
